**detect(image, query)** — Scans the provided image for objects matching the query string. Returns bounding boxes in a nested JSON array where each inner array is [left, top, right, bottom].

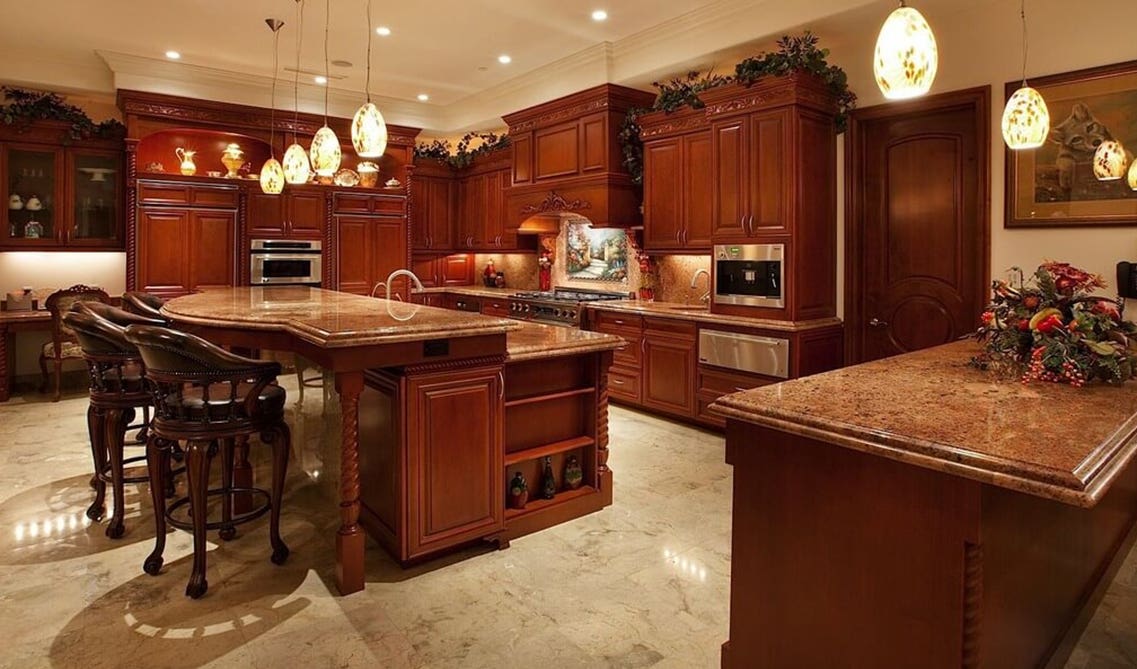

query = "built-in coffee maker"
[[713, 244, 785, 309]]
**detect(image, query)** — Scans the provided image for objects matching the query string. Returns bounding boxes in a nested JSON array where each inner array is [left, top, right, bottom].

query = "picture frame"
[[565, 222, 629, 282], [1004, 59, 1137, 228]]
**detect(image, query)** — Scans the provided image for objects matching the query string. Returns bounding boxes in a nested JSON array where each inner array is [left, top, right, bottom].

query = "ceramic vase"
[[508, 472, 529, 509], [220, 143, 245, 178], [563, 455, 583, 490]]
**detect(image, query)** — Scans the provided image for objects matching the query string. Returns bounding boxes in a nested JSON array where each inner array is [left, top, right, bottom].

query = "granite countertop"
[[506, 322, 625, 362], [414, 286, 516, 298], [585, 300, 842, 332], [711, 340, 1137, 507], [162, 286, 521, 348]]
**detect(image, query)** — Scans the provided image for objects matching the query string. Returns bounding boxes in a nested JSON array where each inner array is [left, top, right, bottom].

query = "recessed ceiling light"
[[498, 54, 512, 64], [591, 9, 608, 21], [314, 75, 328, 85], [165, 50, 181, 60], [376, 26, 391, 36], [417, 93, 430, 102]]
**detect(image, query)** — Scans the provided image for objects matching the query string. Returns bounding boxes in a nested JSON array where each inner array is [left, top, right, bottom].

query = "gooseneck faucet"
[[690, 268, 711, 303], [372, 269, 426, 302]]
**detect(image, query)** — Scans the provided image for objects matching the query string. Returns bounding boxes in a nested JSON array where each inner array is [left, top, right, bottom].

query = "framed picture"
[[1005, 60, 1137, 227], [565, 223, 629, 282]]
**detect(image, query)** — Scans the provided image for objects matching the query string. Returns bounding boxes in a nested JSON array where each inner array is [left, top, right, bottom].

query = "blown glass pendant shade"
[[1127, 159, 1137, 191], [283, 142, 311, 184], [310, 125, 342, 176], [1093, 140, 1128, 181], [1001, 85, 1050, 150], [260, 157, 285, 194], [873, 4, 938, 100], [352, 102, 388, 158]]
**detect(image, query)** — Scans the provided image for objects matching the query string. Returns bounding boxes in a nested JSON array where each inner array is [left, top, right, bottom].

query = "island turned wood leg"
[[334, 370, 366, 595], [0, 324, 9, 403]]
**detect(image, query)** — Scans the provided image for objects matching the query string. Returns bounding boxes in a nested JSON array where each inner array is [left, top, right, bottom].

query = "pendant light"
[[309, 0, 341, 177], [351, 0, 388, 158], [873, 2, 938, 100], [283, 0, 312, 184], [1001, 0, 1050, 149], [260, 19, 286, 195], [1127, 160, 1137, 191], [1093, 140, 1128, 181]]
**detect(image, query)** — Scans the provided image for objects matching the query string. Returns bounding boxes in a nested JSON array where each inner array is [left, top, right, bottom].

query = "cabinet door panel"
[[412, 256, 440, 288], [372, 218, 409, 300], [642, 336, 696, 417], [484, 170, 505, 248], [427, 178, 455, 250], [534, 123, 579, 180], [190, 210, 236, 292], [683, 133, 714, 249], [287, 191, 326, 239], [711, 119, 750, 240], [247, 191, 286, 238], [643, 139, 683, 250], [751, 110, 791, 234], [336, 216, 372, 295], [410, 176, 430, 250], [137, 208, 191, 296], [440, 254, 473, 286], [407, 368, 503, 557]]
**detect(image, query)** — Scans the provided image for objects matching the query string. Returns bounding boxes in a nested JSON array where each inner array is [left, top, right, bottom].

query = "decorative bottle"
[[508, 472, 529, 510], [541, 456, 557, 500], [563, 455, 583, 490]]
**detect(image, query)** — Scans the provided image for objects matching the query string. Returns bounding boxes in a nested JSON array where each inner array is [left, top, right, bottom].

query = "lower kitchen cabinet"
[[334, 215, 407, 297], [642, 318, 697, 417], [412, 253, 474, 288], [137, 207, 236, 297], [481, 296, 511, 317], [695, 365, 776, 428]]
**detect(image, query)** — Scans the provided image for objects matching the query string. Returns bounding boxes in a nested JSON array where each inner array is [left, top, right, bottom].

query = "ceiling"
[[0, 0, 976, 134]]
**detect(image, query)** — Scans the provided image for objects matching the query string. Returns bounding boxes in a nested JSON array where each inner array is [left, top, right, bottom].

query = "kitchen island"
[[711, 340, 1137, 668], [161, 287, 624, 591]]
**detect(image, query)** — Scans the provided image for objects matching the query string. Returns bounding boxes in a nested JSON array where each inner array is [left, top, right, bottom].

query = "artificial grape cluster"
[[1021, 347, 1087, 387]]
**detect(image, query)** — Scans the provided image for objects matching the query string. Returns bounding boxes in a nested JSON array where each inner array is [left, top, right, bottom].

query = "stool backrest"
[[121, 291, 168, 322], [44, 285, 111, 355], [63, 309, 146, 396], [71, 301, 165, 328]]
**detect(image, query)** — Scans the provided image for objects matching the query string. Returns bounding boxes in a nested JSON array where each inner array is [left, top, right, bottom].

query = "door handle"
[[869, 318, 888, 328], [681, 228, 688, 245], [747, 215, 755, 235], [641, 338, 646, 354]]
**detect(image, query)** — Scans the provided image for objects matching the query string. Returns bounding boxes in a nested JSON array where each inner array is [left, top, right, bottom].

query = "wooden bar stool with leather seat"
[[40, 284, 111, 401], [124, 324, 291, 599], [121, 291, 169, 323], [65, 304, 172, 538]]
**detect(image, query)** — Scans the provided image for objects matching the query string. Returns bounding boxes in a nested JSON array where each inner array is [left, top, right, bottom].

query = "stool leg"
[[104, 408, 128, 539], [135, 405, 151, 445], [143, 436, 171, 576], [266, 423, 291, 565], [218, 438, 236, 541], [86, 406, 107, 521], [232, 436, 253, 514], [183, 439, 213, 599]]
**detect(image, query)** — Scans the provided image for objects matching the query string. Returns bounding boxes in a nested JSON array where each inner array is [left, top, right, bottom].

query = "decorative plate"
[[334, 168, 360, 188]]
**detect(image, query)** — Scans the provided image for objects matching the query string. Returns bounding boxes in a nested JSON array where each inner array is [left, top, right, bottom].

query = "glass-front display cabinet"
[[1, 121, 124, 250]]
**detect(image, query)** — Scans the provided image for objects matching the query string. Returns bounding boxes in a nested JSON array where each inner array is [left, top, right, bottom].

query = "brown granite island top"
[[161, 286, 521, 348], [506, 322, 625, 362], [711, 339, 1137, 507]]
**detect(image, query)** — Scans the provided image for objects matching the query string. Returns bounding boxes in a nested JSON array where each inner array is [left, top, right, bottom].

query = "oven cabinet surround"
[[0, 120, 125, 251], [357, 332, 619, 564], [637, 107, 714, 252], [712, 341, 1137, 668], [697, 74, 839, 322], [503, 84, 656, 229], [585, 304, 843, 427], [119, 89, 420, 294]]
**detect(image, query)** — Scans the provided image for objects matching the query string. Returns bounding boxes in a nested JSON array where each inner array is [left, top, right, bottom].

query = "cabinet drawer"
[[697, 395, 727, 429], [697, 365, 777, 396], [644, 316, 697, 339], [608, 367, 641, 404], [138, 183, 191, 205], [592, 310, 643, 334], [481, 299, 511, 317], [191, 187, 239, 208], [333, 193, 372, 213], [612, 337, 641, 369], [371, 195, 406, 214]]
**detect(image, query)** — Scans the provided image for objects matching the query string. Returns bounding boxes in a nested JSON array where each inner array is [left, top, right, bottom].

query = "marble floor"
[[0, 378, 1135, 668]]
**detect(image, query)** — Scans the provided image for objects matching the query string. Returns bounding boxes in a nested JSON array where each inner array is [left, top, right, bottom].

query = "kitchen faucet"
[[690, 268, 711, 303], [370, 269, 426, 301]]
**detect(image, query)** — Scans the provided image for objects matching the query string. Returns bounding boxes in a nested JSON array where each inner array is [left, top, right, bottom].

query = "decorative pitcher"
[[175, 148, 197, 176], [220, 143, 244, 178]]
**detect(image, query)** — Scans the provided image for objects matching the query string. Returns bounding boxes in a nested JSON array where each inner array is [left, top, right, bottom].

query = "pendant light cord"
[[1020, 0, 1029, 85], [293, 0, 304, 142], [365, 0, 373, 104], [323, 0, 330, 122], [268, 20, 283, 158]]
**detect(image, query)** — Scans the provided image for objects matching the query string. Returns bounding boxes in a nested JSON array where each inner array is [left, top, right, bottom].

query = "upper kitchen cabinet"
[[247, 187, 327, 240], [456, 148, 513, 251], [1, 120, 125, 251], [503, 84, 655, 229], [638, 107, 714, 252], [410, 161, 456, 252]]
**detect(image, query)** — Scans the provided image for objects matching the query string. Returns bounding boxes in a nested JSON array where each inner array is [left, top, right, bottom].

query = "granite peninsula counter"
[[711, 340, 1137, 668], [162, 287, 625, 586]]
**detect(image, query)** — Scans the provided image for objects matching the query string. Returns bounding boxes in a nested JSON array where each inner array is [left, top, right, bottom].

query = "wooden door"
[[427, 178, 455, 250], [683, 133, 714, 249], [749, 109, 791, 235], [410, 176, 430, 250], [412, 256, 440, 287], [405, 366, 503, 559], [643, 138, 683, 250], [137, 208, 191, 295], [247, 191, 286, 238], [335, 215, 373, 295], [847, 87, 990, 364], [458, 175, 484, 250], [484, 170, 505, 249], [440, 254, 474, 286], [642, 333, 696, 417], [189, 210, 236, 292], [711, 117, 750, 240], [287, 190, 326, 239], [372, 217, 409, 299]]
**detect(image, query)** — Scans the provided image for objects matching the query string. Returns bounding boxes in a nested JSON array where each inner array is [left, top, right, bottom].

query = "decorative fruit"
[[1028, 307, 1062, 331]]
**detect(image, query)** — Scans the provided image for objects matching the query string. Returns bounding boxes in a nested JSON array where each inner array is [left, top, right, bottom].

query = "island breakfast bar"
[[711, 340, 1137, 668], [160, 286, 523, 595]]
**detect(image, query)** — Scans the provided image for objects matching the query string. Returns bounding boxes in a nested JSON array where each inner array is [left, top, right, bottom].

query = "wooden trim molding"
[[519, 191, 593, 216]]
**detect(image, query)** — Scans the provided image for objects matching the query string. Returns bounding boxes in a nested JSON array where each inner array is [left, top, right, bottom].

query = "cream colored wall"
[[826, 0, 1137, 317]]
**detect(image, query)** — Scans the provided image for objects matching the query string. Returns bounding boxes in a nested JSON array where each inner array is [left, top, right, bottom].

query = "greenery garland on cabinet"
[[414, 131, 511, 170], [620, 32, 856, 185], [0, 87, 125, 140]]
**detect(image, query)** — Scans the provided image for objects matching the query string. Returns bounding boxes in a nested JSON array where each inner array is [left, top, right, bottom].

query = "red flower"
[[1091, 299, 1121, 322], [1022, 295, 1041, 310], [1036, 314, 1063, 334], [1018, 319, 1030, 332], [1040, 261, 1106, 295], [981, 311, 995, 326]]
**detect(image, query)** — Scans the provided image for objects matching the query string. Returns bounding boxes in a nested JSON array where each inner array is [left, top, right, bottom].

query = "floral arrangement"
[[0, 87, 125, 140], [971, 262, 1137, 386], [413, 131, 511, 169]]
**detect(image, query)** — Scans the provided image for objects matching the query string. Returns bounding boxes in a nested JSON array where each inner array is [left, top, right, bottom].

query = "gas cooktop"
[[507, 287, 632, 325]]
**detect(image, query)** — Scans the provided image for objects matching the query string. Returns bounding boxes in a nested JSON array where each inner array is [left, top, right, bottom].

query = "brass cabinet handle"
[[869, 318, 888, 328], [498, 371, 504, 399], [612, 378, 625, 385]]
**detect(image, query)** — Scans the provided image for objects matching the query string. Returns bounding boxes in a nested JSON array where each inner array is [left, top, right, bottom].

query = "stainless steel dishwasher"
[[698, 329, 790, 379]]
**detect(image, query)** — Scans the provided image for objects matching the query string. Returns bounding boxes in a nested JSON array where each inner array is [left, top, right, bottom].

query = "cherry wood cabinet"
[[333, 215, 406, 297], [0, 120, 124, 251], [412, 253, 474, 288], [641, 318, 697, 418], [456, 162, 514, 251], [412, 151, 517, 253], [247, 188, 326, 240], [136, 206, 236, 297], [709, 109, 792, 239], [410, 172, 456, 251], [639, 107, 714, 252]]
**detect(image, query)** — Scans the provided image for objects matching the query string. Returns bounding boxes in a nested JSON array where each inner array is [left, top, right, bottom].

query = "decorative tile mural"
[[565, 222, 629, 282]]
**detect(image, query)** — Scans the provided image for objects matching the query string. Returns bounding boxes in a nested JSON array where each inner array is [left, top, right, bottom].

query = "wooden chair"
[[124, 324, 291, 599], [122, 291, 169, 323], [40, 284, 110, 401]]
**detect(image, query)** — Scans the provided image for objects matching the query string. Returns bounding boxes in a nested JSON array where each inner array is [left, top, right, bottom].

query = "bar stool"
[[65, 305, 169, 538], [122, 291, 169, 323], [124, 324, 291, 599]]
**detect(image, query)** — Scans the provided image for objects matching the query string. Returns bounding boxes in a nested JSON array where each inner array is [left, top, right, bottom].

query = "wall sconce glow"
[[310, 126, 342, 177], [282, 142, 312, 184], [873, 3, 938, 100], [165, 50, 181, 60], [260, 159, 284, 194], [1001, 85, 1050, 150], [498, 54, 512, 65], [1093, 140, 1128, 181], [352, 102, 388, 157], [591, 9, 608, 21], [375, 26, 391, 36], [1127, 160, 1137, 191]]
